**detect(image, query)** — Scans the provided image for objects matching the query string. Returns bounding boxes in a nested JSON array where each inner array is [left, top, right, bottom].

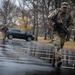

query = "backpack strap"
[[54, 8, 60, 20]]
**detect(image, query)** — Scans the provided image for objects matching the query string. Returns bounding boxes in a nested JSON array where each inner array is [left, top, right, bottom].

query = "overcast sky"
[[0, 0, 20, 7], [0, 0, 32, 10]]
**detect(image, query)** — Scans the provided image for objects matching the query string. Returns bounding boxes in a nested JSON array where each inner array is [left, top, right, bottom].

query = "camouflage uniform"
[[48, 3, 74, 48], [1, 26, 8, 44], [48, 2, 74, 67]]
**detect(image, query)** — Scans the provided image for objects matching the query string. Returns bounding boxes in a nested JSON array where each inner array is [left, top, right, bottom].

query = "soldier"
[[48, 2, 74, 67], [1, 25, 8, 44]]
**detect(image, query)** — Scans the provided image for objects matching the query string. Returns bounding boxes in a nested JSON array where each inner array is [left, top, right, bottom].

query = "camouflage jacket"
[[48, 8, 74, 32]]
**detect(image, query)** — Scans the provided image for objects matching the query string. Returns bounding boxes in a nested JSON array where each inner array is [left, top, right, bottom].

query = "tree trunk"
[[35, 14, 38, 41], [33, 12, 36, 35], [35, 0, 38, 41], [42, 0, 47, 40], [58, 0, 61, 8], [55, 0, 58, 8]]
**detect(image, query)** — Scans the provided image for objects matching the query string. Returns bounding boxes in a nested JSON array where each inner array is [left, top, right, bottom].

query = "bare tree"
[[0, 0, 16, 44], [18, 0, 39, 40], [17, 0, 31, 32]]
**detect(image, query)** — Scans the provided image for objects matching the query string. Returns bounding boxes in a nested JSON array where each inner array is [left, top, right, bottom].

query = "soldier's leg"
[[55, 47, 62, 67], [3, 33, 7, 44], [52, 34, 62, 67], [57, 57, 62, 67]]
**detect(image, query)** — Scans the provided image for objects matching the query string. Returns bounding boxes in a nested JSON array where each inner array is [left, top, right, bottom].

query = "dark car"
[[6, 28, 35, 41]]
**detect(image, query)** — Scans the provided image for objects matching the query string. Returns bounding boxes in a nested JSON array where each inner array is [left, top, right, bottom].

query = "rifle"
[[52, 18, 70, 37]]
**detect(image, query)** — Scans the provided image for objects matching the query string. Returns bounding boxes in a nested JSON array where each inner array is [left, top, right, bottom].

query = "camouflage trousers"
[[2, 32, 7, 44], [53, 33, 66, 48], [52, 33, 66, 67], [52, 49, 62, 67]]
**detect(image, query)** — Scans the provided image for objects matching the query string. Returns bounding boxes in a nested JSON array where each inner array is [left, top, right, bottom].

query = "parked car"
[[6, 28, 35, 41]]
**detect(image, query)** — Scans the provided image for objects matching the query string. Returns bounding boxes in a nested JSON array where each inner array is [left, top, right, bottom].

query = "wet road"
[[0, 39, 75, 75], [0, 40, 50, 75], [0, 54, 51, 75], [0, 59, 75, 75]]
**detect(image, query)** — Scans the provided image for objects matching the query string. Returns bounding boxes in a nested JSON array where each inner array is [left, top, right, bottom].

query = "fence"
[[0, 41, 75, 69]]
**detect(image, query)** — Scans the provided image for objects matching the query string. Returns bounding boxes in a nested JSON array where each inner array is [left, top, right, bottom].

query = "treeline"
[[0, 0, 75, 41]]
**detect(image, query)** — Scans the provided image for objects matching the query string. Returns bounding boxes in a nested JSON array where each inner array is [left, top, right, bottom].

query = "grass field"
[[35, 37, 75, 50], [0, 34, 75, 50], [0, 34, 3, 38]]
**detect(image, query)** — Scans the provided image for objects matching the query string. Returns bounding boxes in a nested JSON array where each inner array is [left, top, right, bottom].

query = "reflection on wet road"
[[0, 39, 75, 75]]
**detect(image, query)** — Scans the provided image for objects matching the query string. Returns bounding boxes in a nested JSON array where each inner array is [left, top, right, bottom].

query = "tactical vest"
[[54, 8, 70, 28]]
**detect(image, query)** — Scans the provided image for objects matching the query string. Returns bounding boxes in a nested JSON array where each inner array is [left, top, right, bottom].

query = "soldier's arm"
[[48, 10, 56, 20], [48, 9, 60, 26], [48, 11, 56, 27], [67, 14, 74, 31]]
